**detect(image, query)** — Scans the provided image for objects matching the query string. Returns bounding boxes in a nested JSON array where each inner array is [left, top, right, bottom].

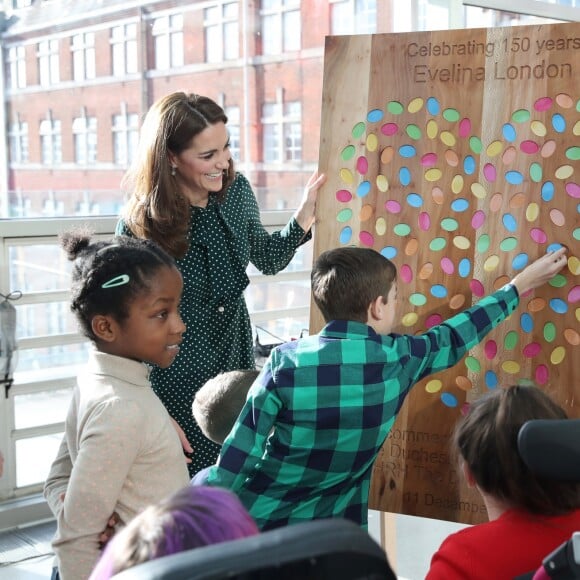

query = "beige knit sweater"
[[44, 350, 190, 580]]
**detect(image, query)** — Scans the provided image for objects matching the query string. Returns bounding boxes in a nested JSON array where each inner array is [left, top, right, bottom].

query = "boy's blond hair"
[[192, 370, 259, 444]]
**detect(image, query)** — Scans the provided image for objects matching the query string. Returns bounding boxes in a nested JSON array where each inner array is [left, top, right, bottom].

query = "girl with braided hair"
[[44, 231, 190, 580]]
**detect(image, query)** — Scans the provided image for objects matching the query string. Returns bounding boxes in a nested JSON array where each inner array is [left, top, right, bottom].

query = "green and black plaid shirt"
[[207, 284, 519, 530]]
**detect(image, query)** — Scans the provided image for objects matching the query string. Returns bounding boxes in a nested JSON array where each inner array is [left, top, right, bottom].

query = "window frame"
[[260, 0, 302, 55], [6, 45, 26, 89], [72, 115, 98, 165], [204, 1, 240, 63], [152, 12, 184, 70], [110, 22, 138, 76], [8, 116, 29, 164], [39, 116, 62, 165], [71, 31, 96, 82], [37, 38, 60, 87]]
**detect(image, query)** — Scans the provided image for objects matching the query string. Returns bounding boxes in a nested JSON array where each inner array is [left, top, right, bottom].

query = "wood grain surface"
[[312, 22, 579, 524]]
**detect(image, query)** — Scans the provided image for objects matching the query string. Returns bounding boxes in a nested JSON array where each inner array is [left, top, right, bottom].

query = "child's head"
[[94, 485, 259, 578], [455, 385, 580, 516], [192, 370, 259, 444], [311, 247, 397, 324], [61, 230, 185, 367]]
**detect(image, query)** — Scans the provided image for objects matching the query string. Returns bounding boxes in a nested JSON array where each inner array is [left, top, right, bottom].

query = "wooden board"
[[313, 22, 580, 524]]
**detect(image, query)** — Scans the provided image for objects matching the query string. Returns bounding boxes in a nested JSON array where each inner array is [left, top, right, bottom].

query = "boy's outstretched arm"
[[393, 246, 569, 383], [510, 246, 568, 294]]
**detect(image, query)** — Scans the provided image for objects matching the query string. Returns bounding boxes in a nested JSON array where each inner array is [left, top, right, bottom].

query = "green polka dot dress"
[[117, 173, 311, 476]]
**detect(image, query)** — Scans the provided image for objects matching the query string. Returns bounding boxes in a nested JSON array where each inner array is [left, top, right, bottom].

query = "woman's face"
[[169, 122, 231, 200]]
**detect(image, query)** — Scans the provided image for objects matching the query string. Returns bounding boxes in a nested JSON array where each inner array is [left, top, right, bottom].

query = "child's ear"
[[368, 295, 386, 322], [462, 461, 477, 488], [91, 315, 118, 343]]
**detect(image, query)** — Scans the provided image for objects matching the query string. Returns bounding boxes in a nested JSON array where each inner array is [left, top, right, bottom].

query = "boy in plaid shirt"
[[206, 245, 567, 530]]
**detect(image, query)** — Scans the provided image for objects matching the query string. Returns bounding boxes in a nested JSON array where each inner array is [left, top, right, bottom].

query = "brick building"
[[0, 0, 396, 218]]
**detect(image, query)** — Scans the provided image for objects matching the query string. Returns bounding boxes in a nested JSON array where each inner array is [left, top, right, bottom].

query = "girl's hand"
[[510, 247, 568, 295], [294, 171, 327, 232], [99, 512, 120, 549]]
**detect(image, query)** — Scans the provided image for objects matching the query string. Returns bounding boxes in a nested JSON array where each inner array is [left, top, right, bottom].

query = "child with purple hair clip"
[[89, 485, 259, 579]]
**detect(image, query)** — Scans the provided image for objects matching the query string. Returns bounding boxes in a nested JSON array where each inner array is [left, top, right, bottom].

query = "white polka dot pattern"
[[118, 173, 311, 475]]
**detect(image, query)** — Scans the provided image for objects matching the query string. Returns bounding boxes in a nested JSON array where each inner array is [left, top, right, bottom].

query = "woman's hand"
[[294, 171, 327, 232], [170, 416, 194, 464]]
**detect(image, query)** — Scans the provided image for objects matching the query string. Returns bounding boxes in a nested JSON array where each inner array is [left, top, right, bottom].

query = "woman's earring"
[[171, 165, 177, 177]]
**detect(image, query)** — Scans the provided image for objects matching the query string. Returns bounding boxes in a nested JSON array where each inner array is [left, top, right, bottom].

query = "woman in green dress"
[[116, 92, 325, 476]]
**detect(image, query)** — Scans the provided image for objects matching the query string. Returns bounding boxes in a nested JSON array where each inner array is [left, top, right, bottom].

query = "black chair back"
[[518, 419, 580, 481], [515, 419, 580, 579], [112, 518, 396, 580]]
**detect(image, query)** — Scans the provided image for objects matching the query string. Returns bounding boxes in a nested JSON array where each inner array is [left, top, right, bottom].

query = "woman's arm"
[[240, 172, 324, 274]]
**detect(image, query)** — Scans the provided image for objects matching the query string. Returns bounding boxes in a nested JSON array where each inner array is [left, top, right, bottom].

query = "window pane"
[[16, 302, 77, 340], [263, 124, 279, 162], [171, 32, 184, 66], [86, 48, 96, 78], [14, 389, 72, 429], [285, 101, 301, 116], [263, 102, 280, 117], [9, 245, 70, 292], [16, 433, 63, 487], [206, 25, 221, 62], [285, 122, 301, 161], [228, 125, 240, 160], [126, 39, 138, 73], [224, 2, 238, 18], [112, 42, 124, 75], [332, 2, 351, 35], [16, 344, 89, 376], [155, 34, 169, 69], [262, 14, 279, 54], [253, 317, 309, 355], [464, 5, 566, 26], [205, 6, 219, 20], [152, 15, 167, 33], [224, 21, 239, 59], [246, 280, 310, 312], [283, 10, 301, 51]]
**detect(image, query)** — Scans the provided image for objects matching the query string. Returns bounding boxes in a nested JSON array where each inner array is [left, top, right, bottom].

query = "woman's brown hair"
[[121, 93, 235, 257]]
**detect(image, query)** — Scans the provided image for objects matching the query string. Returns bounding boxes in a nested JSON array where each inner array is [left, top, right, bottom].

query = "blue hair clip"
[[101, 274, 130, 289]]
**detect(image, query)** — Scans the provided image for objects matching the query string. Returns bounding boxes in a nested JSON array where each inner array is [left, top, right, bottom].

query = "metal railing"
[[0, 211, 312, 528]]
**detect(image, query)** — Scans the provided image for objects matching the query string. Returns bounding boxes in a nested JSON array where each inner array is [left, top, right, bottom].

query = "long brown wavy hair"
[[121, 93, 235, 257]]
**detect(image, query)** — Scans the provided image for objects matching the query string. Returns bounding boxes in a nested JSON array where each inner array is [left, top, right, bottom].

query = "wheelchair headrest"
[[517, 419, 580, 482]]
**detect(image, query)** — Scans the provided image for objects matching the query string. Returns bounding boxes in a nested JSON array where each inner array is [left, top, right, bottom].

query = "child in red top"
[[427, 385, 580, 580]]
